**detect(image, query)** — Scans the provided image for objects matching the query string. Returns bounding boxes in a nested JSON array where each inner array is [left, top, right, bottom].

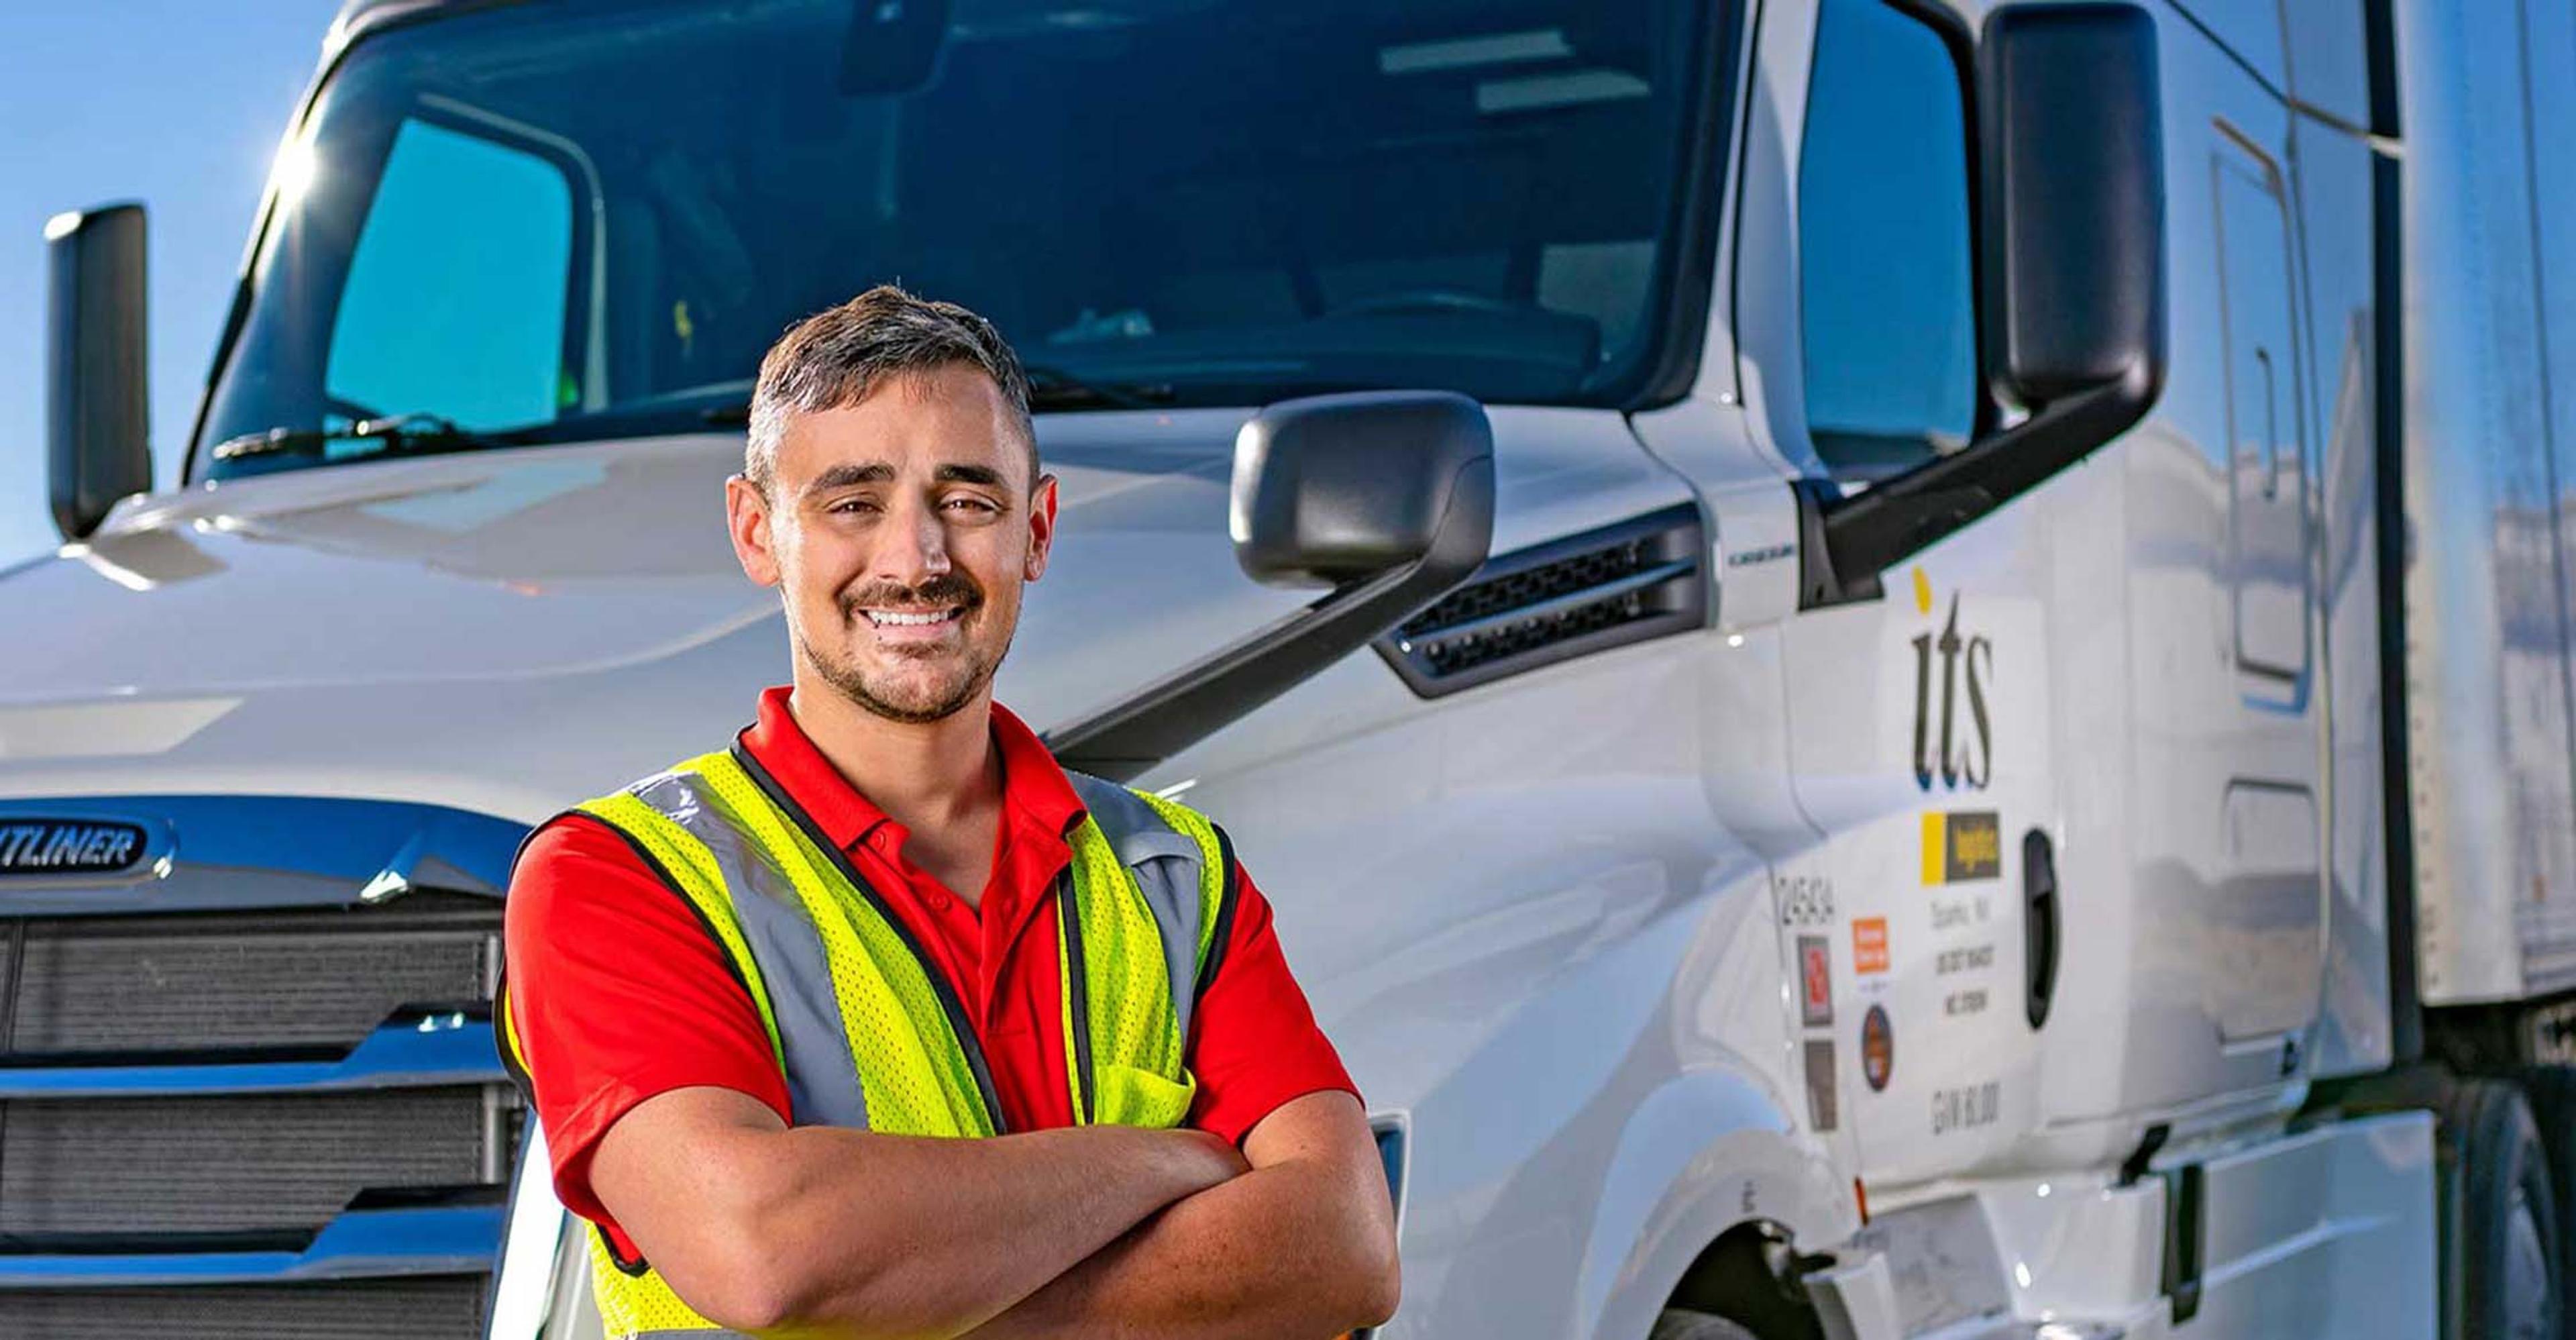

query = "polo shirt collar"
[[736, 686, 1090, 859]]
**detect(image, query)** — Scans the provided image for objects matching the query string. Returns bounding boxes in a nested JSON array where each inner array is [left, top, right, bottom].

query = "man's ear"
[[726, 474, 782, 588], [1025, 473, 1059, 582]]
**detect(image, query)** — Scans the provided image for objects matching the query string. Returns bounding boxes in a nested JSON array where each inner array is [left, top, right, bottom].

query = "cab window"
[[1796, 0, 1977, 480], [325, 116, 578, 435]]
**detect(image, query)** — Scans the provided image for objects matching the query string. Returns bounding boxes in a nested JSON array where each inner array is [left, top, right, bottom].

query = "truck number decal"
[[1778, 874, 1836, 927], [1931, 1081, 2001, 1135]]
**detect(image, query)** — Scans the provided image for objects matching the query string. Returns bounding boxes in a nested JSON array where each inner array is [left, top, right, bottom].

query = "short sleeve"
[[1181, 857, 1360, 1145], [502, 813, 790, 1249]]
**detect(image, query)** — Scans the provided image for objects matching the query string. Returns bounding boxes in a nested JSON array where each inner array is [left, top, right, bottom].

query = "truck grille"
[[0, 1088, 494, 1235], [0, 896, 498, 1055], [0, 794, 528, 1340], [0, 1277, 486, 1339]]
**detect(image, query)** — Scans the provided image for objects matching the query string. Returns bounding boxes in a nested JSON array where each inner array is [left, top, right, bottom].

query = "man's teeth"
[[866, 609, 955, 626]]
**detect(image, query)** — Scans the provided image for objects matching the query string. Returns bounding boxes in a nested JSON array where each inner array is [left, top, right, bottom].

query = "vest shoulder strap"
[[1061, 770, 1238, 994]]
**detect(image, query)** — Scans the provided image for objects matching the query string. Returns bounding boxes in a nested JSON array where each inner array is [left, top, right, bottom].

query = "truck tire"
[[1650, 1309, 1759, 1340], [2444, 1078, 2563, 1339], [2517, 1065, 2576, 1337]]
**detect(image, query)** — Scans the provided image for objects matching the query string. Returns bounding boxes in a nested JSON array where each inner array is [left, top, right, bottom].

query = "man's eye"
[[945, 497, 1000, 514], [829, 498, 880, 515]]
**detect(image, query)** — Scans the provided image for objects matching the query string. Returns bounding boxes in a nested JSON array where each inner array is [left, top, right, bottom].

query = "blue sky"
[[0, 3, 336, 564]]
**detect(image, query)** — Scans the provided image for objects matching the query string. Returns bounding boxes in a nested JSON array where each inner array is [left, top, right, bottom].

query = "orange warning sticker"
[[1853, 917, 1890, 975]]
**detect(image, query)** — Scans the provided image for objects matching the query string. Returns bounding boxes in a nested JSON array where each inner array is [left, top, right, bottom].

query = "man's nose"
[[875, 493, 952, 585]]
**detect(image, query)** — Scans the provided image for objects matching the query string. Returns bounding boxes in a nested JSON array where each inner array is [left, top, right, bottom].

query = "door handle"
[[2254, 347, 2279, 501], [2024, 829, 2059, 1029]]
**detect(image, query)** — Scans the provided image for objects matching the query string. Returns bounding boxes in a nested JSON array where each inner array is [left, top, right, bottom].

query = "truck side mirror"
[[1050, 391, 1494, 779], [1978, 4, 2166, 407], [1231, 390, 1494, 590], [1806, 3, 2165, 603], [46, 203, 153, 542]]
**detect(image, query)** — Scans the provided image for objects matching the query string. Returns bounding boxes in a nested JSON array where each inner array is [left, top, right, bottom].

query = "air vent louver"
[[1375, 503, 1706, 697]]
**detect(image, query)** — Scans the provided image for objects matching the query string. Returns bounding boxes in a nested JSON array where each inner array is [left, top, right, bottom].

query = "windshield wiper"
[[211, 412, 506, 464], [1023, 366, 1177, 411]]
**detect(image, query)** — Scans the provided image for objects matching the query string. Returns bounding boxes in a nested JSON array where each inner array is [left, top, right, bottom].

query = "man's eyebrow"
[[934, 462, 1008, 488], [802, 462, 895, 497]]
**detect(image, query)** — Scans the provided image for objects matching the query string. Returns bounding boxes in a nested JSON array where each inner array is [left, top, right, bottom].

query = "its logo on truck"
[[0, 820, 148, 877], [1908, 570, 1994, 792]]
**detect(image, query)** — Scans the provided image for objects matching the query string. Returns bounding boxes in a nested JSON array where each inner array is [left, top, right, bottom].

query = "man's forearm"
[[658, 1117, 1245, 1337], [965, 1153, 1399, 1340]]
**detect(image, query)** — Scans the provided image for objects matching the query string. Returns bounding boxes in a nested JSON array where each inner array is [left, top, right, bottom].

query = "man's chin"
[[862, 686, 975, 723], [828, 658, 984, 725]]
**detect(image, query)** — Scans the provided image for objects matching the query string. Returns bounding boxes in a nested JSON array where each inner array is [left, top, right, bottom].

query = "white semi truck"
[[11, 0, 2576, 1335]]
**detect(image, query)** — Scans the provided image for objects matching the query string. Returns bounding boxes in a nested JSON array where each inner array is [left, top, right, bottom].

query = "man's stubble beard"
[[801, 630, 1011, 725], [796, 582, 1018, 725]]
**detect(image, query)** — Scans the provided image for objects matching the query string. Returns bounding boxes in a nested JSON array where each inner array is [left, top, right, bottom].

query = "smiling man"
[[498, 287, 1399, 1339]]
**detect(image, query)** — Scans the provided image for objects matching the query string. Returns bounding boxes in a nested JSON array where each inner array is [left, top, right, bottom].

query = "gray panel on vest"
[[1065, 772, 1208, 1045], [629, 772, 871, 1131]]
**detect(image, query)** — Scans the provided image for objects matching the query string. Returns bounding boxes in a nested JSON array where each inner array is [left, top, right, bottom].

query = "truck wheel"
[[2516, 1066, 2576, 1336], [2445, 1078, 2563, 1339], [1650, 1309, 1759, 1340]]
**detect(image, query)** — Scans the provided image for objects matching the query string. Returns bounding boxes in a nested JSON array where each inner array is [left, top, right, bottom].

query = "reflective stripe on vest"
[[508, 744, 1232, 1339]]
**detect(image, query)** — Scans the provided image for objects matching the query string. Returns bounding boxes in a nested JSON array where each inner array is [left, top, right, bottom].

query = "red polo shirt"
[[503, 687, 1356, 1255]]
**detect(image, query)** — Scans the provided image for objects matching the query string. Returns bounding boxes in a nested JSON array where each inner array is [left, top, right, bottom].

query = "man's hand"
[[587, 1085, 1250, 1337], [966, 1090, 1401, 1339]]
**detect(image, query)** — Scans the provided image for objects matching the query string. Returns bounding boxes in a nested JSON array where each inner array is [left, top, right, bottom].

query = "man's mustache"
[[839, 574, 985, 617]]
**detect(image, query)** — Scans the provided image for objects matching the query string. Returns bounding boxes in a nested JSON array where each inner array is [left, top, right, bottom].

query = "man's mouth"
[[860, 607, 965, 629]]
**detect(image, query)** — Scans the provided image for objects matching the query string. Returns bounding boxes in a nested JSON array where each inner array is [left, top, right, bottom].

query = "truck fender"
[[1577, 1068, 1854, 1340]]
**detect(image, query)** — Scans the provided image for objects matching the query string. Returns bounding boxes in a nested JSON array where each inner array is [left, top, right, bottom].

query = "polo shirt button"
[[926, 892, 949, 911]]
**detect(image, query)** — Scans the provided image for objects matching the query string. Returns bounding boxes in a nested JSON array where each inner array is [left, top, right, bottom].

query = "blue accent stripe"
[[0, 1019, 501, 1098], [0, 1204, 503, 1288]]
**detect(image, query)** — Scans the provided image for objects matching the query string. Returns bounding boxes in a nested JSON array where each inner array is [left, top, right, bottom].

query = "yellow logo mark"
[[1912, 566, 1933, 616], [1923, 811, 2002, 884]]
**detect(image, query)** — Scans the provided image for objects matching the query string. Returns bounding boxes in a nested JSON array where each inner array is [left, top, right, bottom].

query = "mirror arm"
[[1801, 358, 2159, 609], [1048, 457, 1495, 781]]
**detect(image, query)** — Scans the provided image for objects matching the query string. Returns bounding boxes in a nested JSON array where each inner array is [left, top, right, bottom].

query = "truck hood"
[[0, 404, 1675, 821], [0, 412, 1309, 814]]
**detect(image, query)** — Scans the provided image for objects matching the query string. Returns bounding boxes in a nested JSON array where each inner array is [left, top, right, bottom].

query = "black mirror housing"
[[1232, 391, 1495, 588], [1979, 3, 2167, 405], [46, 203, 153, 542], [1051, 391, 1494, 779], [1807, 3, 2165, 605]]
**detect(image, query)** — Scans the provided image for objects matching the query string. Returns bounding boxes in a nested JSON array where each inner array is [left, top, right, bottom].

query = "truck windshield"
[[194, 0, 1719, 479]]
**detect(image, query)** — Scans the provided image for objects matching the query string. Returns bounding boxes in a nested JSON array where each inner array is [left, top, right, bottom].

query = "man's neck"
[[786, 676, 1001, 839]]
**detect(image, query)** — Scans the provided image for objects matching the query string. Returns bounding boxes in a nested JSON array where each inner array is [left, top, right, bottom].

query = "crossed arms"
[[588, 1085, 1400, 1339]]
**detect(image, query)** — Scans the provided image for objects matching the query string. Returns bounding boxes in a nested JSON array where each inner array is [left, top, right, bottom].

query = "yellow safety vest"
[[498, 742, 1235, 1339]]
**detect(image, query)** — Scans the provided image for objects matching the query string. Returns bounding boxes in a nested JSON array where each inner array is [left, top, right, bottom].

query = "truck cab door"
[[2114, 17, 2328, 1097], [1647, 0, 2328, 1178], [1641, 0, 2053, 1187]]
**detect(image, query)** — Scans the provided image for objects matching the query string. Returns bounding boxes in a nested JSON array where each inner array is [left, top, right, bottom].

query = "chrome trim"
[[0, 1202, 504, 1288], [484, 1125, 566, 1340], [0, 1018, 502, 1098]]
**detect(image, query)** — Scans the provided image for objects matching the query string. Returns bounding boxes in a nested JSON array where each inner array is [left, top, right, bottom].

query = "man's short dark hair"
[[746, 285, 1036, 497]]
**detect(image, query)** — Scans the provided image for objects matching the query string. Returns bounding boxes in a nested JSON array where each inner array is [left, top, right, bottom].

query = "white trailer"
[[9, 0, 2576, 1336]]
